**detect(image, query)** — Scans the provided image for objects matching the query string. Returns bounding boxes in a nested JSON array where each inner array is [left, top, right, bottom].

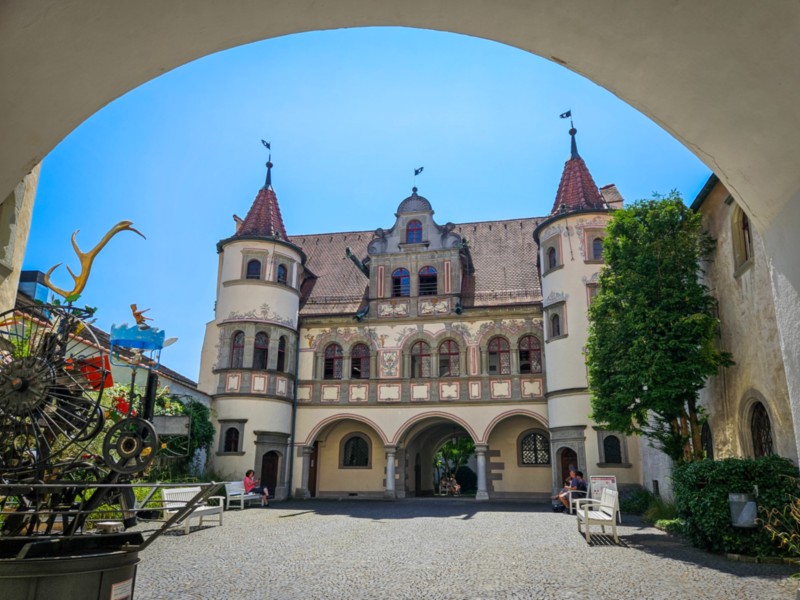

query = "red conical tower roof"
[[550, 128, 605, 215], [236, 160, 288, 240]]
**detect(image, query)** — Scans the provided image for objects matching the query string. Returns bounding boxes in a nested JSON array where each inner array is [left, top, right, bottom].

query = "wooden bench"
[[162, 486, 224, 534], [575, 487, 619, 544], [224, 481, 265, 510]]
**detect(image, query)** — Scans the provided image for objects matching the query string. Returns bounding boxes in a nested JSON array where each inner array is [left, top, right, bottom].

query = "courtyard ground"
[[134, 499, 796, 599]]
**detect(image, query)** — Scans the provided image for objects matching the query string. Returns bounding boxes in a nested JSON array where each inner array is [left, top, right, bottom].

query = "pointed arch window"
[[410, 341, 431, 378], [520, 431, 550, 465], [518, 335, 542, 374], [392, 268, 410, 297], [438, 340, 460, 377], [223, 427, 240, 453], [276, 264, 288, 285], [230, 331, 245, 368], [488, 337, 510, 375], [323, 343, 343, 380], [253, 332, 269, 370], [406, 220, 422, 243], [351, 343, 370, 379], [592, 237, 604, 261], [751, 402, 774, 457], [419, 266, 438, 296], [277, 336, 287, 372], [246, 259, 262, 280], [701, 422, 714, 460]]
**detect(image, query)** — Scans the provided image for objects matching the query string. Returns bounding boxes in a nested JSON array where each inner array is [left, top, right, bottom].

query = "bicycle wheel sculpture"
[[0, 304, 108, 476]]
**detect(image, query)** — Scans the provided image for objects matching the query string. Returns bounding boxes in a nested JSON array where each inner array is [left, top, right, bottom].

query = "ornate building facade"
[[198, 130, 642, 500]]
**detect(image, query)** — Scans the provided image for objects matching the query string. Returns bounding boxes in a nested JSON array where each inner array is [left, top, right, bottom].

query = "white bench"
[[576, 487, 619, 544], [225, 481, 265, 510], [162, 486, 224, 534]]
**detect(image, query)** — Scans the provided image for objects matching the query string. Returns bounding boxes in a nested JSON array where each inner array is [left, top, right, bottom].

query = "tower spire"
[[570, 126, 579, 159], [261, 139, 273, 189], [550, 122, 603, 215]]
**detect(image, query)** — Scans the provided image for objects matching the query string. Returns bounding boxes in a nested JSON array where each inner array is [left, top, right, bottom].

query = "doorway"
[[261, 451, 280, 497], [414, 452, 422, 495], [560, 448, 577, 485]]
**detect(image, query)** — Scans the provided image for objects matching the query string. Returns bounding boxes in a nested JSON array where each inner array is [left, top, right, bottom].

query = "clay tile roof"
[[550, 129, 605, 215], [236, 185, 288, 240]]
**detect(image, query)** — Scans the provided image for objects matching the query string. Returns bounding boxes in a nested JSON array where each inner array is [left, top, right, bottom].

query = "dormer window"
[[419, 266, 437, 296], [276, 264, 288, 285], [392, 268, 410, 297], [406, 220, 422, 243]]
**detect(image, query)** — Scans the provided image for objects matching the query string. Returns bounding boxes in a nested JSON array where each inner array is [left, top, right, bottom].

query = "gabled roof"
[[550, 128, 605, 215]]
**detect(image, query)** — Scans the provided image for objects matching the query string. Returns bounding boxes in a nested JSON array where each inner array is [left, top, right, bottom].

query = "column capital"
[[301, 446, 314, 456], [384, 445, 397, 454], [474, 444, 488, 453]]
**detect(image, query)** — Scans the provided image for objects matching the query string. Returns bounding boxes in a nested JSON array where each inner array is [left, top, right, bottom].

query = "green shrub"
[[619, 486, 654, 515], [672, 455, 798, 556], [655, 518, 685, 536], [643, 497, 678, 524]]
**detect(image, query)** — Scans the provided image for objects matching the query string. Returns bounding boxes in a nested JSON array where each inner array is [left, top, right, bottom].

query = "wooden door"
[[308, 442, 318, 497], [261, 451, 279, 497], [560, 448, 577, 486]]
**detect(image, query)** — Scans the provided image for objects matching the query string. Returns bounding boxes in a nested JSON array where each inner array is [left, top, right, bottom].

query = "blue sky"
[[23, 27, 711, 380]]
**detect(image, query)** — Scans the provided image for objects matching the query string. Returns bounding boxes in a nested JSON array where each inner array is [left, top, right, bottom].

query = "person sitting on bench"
[[243, 469, 269, 507]]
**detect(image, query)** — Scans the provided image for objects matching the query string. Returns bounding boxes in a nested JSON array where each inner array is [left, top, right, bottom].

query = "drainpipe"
[[287, 331, 301, 499]]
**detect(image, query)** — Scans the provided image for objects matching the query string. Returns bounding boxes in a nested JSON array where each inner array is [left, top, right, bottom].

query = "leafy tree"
[[585, 193, 733, 462], [434, 436, 475, 483]]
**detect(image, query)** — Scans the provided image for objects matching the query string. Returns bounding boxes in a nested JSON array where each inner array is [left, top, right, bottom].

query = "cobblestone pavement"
[[134, 499, 796, 600]]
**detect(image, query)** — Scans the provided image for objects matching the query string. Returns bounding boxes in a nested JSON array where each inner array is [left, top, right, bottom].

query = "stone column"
[[297, 446, 312, 499], [384, 445, 397, 500], [475, 444, 489, 501]]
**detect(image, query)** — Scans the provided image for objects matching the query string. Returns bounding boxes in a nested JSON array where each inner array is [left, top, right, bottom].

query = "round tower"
[[533, 126, 637, 490], [199, 157, 304, 500]]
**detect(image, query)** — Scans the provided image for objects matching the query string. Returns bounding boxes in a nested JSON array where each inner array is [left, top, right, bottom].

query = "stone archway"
[[3, 3, 800, 461]]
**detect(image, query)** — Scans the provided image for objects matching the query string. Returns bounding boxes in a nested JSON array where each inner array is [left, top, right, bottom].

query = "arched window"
[[603, 435, 622, 464], [246, 259, 261, 279], [342, 434, 370, 468], [223, 427, 240, 453], [406, 219, 422, 243], [732, 206, 755, 268], [701, 422, 714, 460], [592, 237, 604, 261], [276, 264, 288, 285], [351, 343, 370, 379], [418, 266, 438, 296], [520, 431, 550, 465], [751, 402, 774, 457], [550, 314, 561, 338], [253, 332, 269, 370], [410, 341, 431, 378], [392, 268, 410, 297], [518, 335, 542, 374], [323, 343, 343, 380], [487, 337, 510, 375], [547, 247, 558, 270], [277, 336, 287, 372], [438, 340, 460, 377], [230, 331, 245, 368], [741, 212, 753, 262]]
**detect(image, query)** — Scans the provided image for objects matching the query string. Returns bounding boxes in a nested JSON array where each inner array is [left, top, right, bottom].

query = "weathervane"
[[261, 139, 273, 188], [413, 166, 424, 191]]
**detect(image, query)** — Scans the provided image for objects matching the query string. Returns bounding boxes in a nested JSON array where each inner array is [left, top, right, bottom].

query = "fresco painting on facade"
[[201, 131, 799, 503]]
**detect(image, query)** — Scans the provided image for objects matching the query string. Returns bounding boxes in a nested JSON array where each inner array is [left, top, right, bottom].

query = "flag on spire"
[[261, 140, 271, 150], [414, 167, 424, 176], [559, 110, 571, 119]]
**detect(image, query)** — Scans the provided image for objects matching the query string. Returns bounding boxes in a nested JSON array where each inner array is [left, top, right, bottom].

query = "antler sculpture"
[[43, 221, 145, 299]]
